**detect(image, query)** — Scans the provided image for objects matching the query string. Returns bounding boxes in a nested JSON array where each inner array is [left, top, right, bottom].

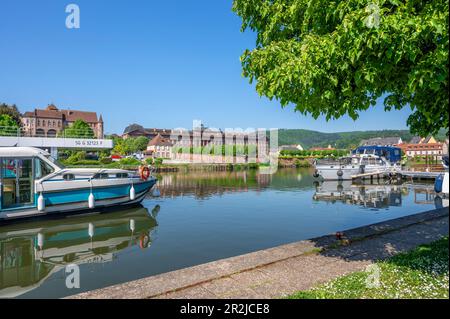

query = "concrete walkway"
[[70, 208, 449, 299]]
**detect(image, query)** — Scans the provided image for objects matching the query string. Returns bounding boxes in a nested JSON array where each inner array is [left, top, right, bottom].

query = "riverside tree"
[[0, 103, 22, 127], [61, 119, 95, 138], [232, 0, 449, 136], [0, 114, 19, 136]]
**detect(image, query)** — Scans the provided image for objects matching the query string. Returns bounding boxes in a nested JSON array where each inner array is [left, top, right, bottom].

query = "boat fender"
[[37, 193, 45, 212], [359, 165, 365, 174], [337, 169, 343, 177], [435, 174, 444, 193], [130, 185, 136, 200], [313, 170, 320, 178], [88, 193, 95, 209], [443, 172, 449, 195], [37, 233, 44, 249]]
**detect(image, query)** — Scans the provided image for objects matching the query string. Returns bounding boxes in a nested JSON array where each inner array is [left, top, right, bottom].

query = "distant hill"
[[278, 129, 448, 150]]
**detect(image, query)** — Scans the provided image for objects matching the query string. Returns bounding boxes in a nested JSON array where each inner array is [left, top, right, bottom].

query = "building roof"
[[148, 134, 173, 147], [22, 104, 99, 123], [409, 136, 438, 144], [123, 124, 173, 136], [360, 137, 402, 146], [410, 136, 422, 144], [61, 110, 98, 123]]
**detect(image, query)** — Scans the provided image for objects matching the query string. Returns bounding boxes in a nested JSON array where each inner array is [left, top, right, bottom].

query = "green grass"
[[288, 236, 449, 299]]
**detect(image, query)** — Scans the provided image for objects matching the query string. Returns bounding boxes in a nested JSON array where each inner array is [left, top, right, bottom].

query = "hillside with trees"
[[278, 128, 448, 150]]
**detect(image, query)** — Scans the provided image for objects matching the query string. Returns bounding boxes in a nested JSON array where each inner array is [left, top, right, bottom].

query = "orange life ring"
[[139, 166, 150, 181]]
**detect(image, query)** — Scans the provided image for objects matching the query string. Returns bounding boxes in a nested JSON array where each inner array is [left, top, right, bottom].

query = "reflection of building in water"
[[406, 183, 449, 208], [154, 171, 272, 199], [0, 206, 159, 298], [313, 181, 404, 208]]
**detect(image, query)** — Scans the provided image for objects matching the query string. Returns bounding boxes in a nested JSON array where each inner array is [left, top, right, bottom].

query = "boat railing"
[[315, 157, 352, 166]]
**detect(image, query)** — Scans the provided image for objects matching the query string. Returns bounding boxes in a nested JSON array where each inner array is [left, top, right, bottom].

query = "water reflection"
[[153, 168, 313, 199], [0, 168, 446, 299], [0, 206, 160, 298], [313, 181, 447, 209]]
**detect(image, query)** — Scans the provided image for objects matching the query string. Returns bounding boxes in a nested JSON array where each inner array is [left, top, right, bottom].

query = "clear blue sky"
[[0, 0, 413, 135]]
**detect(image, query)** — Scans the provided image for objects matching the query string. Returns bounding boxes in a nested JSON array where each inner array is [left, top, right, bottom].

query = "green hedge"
[[280, 149, 348, 157]]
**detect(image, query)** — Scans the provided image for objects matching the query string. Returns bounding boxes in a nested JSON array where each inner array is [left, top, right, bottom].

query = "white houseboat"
[[0, 147, 157, 221]]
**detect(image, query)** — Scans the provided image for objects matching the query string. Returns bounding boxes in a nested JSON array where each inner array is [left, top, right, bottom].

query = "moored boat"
[[0, 147, 157, 221], [434, 155, 449, 197], [313, 146, 402, 181]]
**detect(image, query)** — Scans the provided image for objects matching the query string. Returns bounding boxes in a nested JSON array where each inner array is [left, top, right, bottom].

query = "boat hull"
[[0, 178, 157, 221], [314, 165, 397, 181], [314, 166, 359, 181]]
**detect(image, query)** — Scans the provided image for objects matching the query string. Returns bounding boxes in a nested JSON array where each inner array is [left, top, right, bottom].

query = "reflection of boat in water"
[[313, 181, 403, 208], [0, 205, 159, 298], [314, 181, 449, 209]]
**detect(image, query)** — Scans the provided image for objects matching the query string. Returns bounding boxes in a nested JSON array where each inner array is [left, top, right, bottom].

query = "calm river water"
[[0, 168, 444, 298]]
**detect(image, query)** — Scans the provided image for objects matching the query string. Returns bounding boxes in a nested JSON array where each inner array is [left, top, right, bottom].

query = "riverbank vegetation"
[[288, 236, 449, 299], [279, 149, 348, 158], [175, 144, 258, 156]]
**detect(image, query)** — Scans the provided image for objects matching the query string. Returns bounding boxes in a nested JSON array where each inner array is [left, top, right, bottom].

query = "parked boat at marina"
[[0, 147, 157, 221], [434, 155, 449, 197], [313, 146, 402, 181]]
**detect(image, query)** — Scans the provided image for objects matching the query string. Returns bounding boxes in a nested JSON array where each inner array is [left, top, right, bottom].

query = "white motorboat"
[[0, 147, 157, 221], [313, 146, 402, 181]]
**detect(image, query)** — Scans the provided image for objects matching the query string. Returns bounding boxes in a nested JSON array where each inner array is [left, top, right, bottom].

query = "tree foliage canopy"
[[113, 136, 149, 155], [61, 119, 95, 138], [0, 103, 22, 126], [232, 0, 449, 136]]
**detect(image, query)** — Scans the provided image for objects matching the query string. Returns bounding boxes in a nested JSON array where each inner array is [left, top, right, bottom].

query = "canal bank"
[[69, 207, 449, 299]]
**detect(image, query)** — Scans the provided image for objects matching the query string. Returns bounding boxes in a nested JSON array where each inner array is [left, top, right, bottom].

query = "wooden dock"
[[399, 171, 442, 179]]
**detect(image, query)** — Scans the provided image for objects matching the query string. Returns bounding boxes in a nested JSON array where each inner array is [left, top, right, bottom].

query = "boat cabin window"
[[361, 157, 384, 166], [93, 173, 109, 179], [63, 174, 76, 181], [116, 173, 129, 178], [34, 158, 55, 179], [45, 155, 66, 169]]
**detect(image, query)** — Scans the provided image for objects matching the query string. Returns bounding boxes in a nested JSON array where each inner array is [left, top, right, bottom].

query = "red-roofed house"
[[145, 134, 174, 159]]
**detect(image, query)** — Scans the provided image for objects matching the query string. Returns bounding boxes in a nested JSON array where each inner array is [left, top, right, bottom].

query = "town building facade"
[[399, 136, 444, 159], [124, 124, 270, 152], [145, 134, 174, 159], [21, 104, 104, 138]]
